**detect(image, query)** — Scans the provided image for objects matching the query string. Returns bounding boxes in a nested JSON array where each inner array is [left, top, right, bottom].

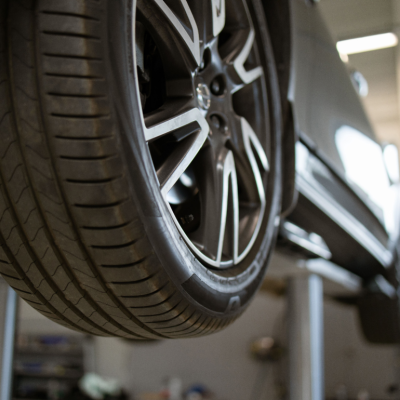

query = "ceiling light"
[[339, 52, 349, 63], [337, 33, 398, 55]]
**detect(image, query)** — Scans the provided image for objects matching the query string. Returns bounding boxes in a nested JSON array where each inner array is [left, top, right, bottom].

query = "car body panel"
[[295, 142, 393, 272], [287, 0, 400, 272]]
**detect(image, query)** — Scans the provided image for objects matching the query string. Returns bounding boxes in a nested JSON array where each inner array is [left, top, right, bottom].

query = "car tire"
[[0, 0, 282, 339]]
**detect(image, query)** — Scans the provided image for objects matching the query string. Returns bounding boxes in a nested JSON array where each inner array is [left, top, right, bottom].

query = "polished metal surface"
[[280, 221, 332, 260], [217, 151, 239, 264], [288, 274, 324, 400], [143, 108, 210, 197], [304, 258, 362, 293], [266, 253, 362, 297], [232, 15, 263, 86], [0, 279, 18, 400], [196, 83, 211, 111], [0, 280, 6, 395], [211, 0, 225, 37]]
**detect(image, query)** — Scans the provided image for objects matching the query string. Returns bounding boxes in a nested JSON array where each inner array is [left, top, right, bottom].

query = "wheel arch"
[[261, 0, 291, 117], [261, 0, 298, 216]]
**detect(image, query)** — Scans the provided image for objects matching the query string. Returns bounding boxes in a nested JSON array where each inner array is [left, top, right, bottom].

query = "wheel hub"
[[194, 41, 233, 134]]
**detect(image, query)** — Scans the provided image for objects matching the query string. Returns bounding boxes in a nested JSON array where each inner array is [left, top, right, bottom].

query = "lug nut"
[[211, 115, 221, 130], [211, 79, 220, 94], [210, 76, 225, 96], [210, 115, 229, 135]]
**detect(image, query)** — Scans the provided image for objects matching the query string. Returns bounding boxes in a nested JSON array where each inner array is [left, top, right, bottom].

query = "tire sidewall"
[[105, 0, 283, 317]]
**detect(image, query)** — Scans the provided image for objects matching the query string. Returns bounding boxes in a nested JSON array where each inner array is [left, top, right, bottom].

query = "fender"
[[261, 0, 298, 216]]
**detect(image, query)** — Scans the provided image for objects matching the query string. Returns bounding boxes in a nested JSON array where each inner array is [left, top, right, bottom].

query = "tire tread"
[[0, 0, 226, 339]]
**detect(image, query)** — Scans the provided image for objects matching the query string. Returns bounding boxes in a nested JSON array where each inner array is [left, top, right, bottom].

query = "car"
[[278, 0, 400, 344], [0, 0, 398, 342]]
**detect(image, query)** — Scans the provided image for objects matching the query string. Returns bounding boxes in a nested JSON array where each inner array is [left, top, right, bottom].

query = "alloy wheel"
[[135, 0, 271, 269]]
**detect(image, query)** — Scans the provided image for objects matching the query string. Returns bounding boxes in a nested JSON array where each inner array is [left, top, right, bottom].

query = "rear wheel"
[[0, 0, 282, 339]]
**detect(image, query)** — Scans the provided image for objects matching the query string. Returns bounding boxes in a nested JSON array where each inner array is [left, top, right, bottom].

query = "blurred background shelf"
[[13, 334, 85, 400]]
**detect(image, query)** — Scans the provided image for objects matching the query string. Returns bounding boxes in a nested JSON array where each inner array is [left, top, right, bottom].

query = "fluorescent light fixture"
[[339, 52, 349, 63], [337, 33, 398, 55]]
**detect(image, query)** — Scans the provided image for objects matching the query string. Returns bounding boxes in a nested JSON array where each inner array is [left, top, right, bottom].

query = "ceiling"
[[318, 0, 400, 148]]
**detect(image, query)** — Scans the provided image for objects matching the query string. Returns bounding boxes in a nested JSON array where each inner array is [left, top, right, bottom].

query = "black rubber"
[[357, 247, 400, 344], [0, 0, 282, 339]]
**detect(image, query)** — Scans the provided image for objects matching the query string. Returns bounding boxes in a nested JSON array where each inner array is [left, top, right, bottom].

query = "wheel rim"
[[134, 0, 271, 269]]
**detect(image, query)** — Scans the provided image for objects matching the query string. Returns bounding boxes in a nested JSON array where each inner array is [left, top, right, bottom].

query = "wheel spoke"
[[241, 117, 269, 176], [143, 98, 193, 132], [144, 108, 209, 196], [211, 0, 226, 37], [230, 2, 263, 85], [144, 107, 204, 142], [235, 117, 268, 263], [233, 27, 263, 85], [217, 150, 239, 264], [241, 117, 268, 208], [191, 149, 239, 266], [153, 0, 201, 66]]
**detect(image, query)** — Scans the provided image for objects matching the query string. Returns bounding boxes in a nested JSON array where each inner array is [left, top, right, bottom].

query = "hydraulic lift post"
[[0, 278, 18, 400], [265, 254, 362, 400], [288, 274, 324, 400]]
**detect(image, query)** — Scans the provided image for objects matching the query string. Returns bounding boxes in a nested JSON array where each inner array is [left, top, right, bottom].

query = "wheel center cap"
[[196, 83, 211, 111]]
